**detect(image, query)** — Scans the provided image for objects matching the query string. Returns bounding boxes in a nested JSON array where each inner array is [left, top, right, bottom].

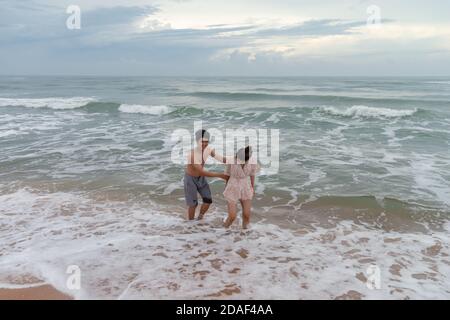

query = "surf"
[[317, 105, 418, 119], [0, 97, 96, 109]]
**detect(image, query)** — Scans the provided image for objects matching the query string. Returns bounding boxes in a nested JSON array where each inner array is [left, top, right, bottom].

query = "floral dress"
[[223, 161, 259, 203]]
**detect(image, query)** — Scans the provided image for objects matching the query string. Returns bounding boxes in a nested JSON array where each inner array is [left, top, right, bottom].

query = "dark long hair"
[[236, 146, 252, 163]]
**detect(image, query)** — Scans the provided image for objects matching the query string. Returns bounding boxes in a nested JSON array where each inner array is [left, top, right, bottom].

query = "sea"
[[0, 76, 449, 299]]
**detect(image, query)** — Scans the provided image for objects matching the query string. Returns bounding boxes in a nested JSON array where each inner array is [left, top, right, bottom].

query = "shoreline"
[[0, 285, 72, 300]]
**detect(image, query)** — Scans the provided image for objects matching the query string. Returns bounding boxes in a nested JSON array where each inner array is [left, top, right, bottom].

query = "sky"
[[1, 0, 450, 76]]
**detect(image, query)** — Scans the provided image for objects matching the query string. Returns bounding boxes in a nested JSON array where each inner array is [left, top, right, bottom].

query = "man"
[[184, 129, 228, 220]]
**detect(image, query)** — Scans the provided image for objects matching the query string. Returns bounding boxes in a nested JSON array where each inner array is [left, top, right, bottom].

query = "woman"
[[223, 146, 259, 229]]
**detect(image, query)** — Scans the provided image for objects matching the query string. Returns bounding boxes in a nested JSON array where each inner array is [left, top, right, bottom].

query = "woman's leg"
[[241, 200, 252, 229], [224, 201, 237, 228]]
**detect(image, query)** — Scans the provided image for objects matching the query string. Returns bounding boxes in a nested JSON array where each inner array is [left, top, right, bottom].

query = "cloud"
[[1, 0, 450, 75], [0, 2, 159, 46], [83, 6, 157, 27], [250, 19, 368, 37], [211, 20, 450, 63]]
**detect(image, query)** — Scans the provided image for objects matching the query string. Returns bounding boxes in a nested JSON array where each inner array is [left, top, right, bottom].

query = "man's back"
[[185, 146, 213, 177]]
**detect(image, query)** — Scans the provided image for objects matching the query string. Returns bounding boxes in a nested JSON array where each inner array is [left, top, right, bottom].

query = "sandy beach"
[[0, 285, 72, 300]]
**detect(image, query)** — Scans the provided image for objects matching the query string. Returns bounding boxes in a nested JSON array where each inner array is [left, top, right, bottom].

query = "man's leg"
[[197, 177, 213, 220], [184, 174, 199, 220], [187, 205, 197, 220], [197, 203, 210, 220]]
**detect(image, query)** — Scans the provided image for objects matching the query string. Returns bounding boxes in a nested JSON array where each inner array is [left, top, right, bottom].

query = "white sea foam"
[[410, 155, 450, 207], [426, 81, 450, 85], [266, 113, 280, 123], [319, 105, 418, 119], [0, 282, 46, 289], [118, 104, 172, 115], [302, 169, 327, 188], [0, 130, 20, 138], [0, 188, 449, 299], [0, 97, 96, 109]]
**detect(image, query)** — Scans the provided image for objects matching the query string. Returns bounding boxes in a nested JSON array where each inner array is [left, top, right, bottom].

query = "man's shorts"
[[184, 173, 213, 207]]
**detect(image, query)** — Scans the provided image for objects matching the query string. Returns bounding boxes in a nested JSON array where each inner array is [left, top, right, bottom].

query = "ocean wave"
[[183, 91, 450, 104], [0, 129, 20, 138], [425, 81, 450, 85], [318, 105, 418, 119], [167, 106, 204, 117], [0, 97, 96, 109], [118, 104, 172, 115], [186, 91, 295, 100], [185, 91, 342, 102]]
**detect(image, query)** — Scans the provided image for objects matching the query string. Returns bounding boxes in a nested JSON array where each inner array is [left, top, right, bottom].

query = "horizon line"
[[1, 74, 450, 78]]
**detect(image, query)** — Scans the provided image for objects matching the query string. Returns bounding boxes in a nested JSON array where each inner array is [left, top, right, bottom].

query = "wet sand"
[[0, 285, 72, 300]]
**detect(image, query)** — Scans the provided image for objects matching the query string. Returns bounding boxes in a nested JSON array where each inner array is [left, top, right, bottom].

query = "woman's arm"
[[250, 175, 255, 190]]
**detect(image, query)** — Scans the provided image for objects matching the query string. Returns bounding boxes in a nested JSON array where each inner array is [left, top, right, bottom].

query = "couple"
[[184, 129, 259, 229]]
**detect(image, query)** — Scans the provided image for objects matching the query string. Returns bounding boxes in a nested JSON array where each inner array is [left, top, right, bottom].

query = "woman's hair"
[[236, 146, 252, 162]]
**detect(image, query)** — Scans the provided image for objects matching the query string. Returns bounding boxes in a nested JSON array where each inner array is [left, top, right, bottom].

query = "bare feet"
[[242, 217, 250, 229], [223, 218, 233, 228]]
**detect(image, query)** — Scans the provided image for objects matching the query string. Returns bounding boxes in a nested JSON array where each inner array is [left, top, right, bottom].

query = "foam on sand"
[[0, 188, 448, 300]]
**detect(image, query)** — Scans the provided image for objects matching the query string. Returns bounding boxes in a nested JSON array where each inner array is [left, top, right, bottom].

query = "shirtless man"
[[184, 129, 228, 220]]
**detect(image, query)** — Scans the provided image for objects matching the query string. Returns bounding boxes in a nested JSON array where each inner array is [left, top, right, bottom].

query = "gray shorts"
[[184, 173, 212, 207]]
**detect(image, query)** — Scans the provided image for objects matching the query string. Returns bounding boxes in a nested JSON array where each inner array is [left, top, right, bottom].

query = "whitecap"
[[0, 97, 96, 110], [0, 129, 20, 138], [118, 104, 172, 115], [318, 105, 418, 119]]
